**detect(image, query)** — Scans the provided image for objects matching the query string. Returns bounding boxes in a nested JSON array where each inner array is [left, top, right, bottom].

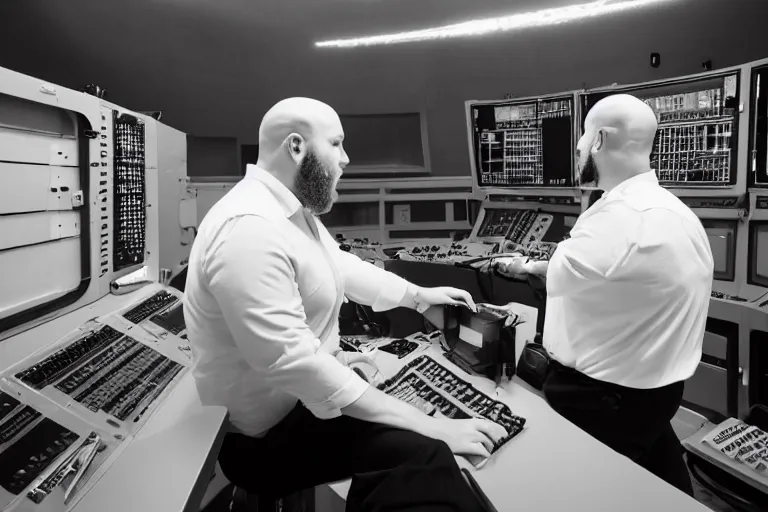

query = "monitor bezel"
[[700, 219, 739, 282], [465, 91, 581, 198], [747, 62, 768, 189], [747, 220, 768, 288], [578, 67, 744, 191]]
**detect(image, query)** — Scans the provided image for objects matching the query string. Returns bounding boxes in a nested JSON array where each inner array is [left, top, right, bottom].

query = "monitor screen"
[[581, 72, 740, 187], [749, 221, 768, 287], [701, 220, 737, 281], [468, 96, 575, 188], [0, 93, 91, 335], [749, 65, 768, 187]]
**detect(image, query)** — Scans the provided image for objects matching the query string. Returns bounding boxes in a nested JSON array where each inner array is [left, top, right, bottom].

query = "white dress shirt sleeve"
[[335, 249, 417, 312], [547, 203, 641, 298], [204, 215, 369, 420]]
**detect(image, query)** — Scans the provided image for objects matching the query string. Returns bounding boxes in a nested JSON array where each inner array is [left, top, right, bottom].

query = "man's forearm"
[[524, 260, 549, 276], [341, 386, 437, 438]]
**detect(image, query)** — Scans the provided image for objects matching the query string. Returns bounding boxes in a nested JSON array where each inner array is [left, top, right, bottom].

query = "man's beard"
[[578, 153, 600, 188], [294, 150, 337, 215]]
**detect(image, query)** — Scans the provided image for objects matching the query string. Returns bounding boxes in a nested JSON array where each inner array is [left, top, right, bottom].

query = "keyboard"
[[15, 326, 123, 390], [0, 408, 78, 496], [123, 291, 179, 324], [378, 356, 526, 454], [15, 326, 183, 423], [55, 336, 183, 421]]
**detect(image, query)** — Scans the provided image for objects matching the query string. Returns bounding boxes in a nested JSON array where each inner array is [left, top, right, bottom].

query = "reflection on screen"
[[702, 221, 735, 281], [706, 232, 729, 275], [756, 226, 768, 282]]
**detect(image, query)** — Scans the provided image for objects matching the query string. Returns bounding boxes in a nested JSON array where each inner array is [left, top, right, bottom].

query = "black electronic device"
[[424, 305, 517, 382], [378, 355, 526, 455], [149, 303, 186, 335], [378, 338, 420, 359]]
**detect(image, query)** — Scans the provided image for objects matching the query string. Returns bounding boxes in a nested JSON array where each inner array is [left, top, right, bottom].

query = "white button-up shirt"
[[544, 172, 714, 389], [184, 166, 413, 436]]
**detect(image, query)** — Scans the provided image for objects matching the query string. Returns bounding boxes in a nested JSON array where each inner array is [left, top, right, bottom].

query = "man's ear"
[[284, 133, 306, 163], [591, 130, 605, 154]]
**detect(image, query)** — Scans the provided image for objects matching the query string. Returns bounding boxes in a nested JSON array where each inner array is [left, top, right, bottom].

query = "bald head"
[[255, 97, 349, 215], [576, 94, 659, 191], [258, 97, 342, 156]]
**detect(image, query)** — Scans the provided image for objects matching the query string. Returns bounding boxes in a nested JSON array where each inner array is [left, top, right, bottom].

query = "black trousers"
[[217, 404, 485, 512], [543, 360, 693, 496]]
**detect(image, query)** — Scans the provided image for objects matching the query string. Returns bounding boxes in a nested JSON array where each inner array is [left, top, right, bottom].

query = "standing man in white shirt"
[[540, 94, 714, 495], [184, 97, 507, 511]]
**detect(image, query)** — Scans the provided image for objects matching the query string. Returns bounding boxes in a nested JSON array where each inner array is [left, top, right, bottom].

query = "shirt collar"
[[245, 164, 302, 217], [603, 171, 658, 200]]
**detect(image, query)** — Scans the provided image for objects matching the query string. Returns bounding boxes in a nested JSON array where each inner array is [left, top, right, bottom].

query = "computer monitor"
[[701, 220, 738, 282], [580, 70, 741, 188], [466, 93, 577, 190], [748, 63, 768, 187], [748, 221, 768, 287]]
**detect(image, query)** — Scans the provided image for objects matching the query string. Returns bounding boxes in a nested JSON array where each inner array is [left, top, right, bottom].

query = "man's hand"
[[427, 417, 508, 460], [415, 287, 477, 313]]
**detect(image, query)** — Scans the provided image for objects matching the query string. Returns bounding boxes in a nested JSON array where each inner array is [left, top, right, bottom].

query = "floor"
[[202, 411, 744, 512], [203, 473, 739, 512]]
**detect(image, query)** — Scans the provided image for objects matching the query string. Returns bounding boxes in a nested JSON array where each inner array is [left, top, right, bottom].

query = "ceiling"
[[0, 0, 593, 52], [2, 0, 767, 147]]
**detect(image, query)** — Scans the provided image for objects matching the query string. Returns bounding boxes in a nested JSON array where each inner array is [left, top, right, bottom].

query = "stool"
[[229, 486, 309, 512]]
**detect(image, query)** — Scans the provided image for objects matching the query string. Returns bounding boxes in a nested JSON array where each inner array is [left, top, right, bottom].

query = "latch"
[[83, 130, 99, 139], [71, 190, 84, 208]]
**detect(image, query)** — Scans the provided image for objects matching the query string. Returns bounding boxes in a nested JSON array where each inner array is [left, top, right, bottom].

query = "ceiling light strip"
[[316, 0, 674, 48]]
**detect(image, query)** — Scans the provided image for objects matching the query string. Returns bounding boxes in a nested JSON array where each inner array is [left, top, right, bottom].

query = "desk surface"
[[0, 285, 228, 512], [331, 346, 711, 512]]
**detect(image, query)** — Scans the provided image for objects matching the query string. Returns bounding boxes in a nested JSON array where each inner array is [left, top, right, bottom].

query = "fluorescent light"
[[316, 0, 675, 48]]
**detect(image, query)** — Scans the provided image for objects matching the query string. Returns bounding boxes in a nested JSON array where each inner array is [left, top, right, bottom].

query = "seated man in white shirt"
[[184, 97, 507, 511], [539, 95, 714, 495]]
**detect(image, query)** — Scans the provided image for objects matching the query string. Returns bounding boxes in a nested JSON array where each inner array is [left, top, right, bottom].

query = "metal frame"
[[0, 66, 167, 341], [0, 66, 106, 341], [746, 57, 768, 190], [98, 99, 160, 284], [464, 91, 582, 199], [744, 191, 768, 293]]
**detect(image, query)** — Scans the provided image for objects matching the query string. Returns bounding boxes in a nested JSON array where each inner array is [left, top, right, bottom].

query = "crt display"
[[701, 220, 737, 282], [470, 96, 574, 187], [749, 65, 768, 187], [581, 73, 740, 186], [749, 222, 768, 287]]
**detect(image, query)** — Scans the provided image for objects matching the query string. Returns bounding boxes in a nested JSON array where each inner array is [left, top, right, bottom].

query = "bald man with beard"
[[184, 98, 506, 511], [534, 94, 714, 495]]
